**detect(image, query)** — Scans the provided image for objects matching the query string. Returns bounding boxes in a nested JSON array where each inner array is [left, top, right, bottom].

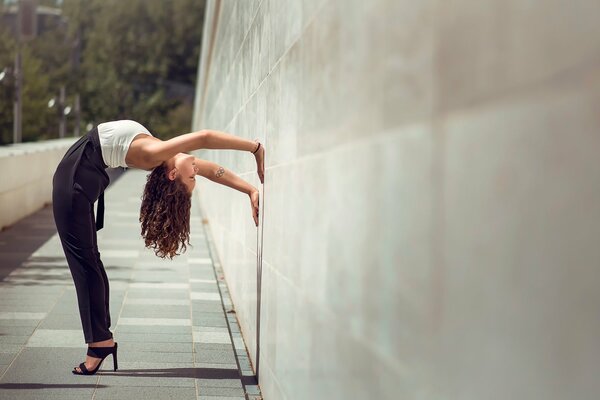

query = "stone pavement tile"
[[0, 312, 47, 320], [117, 317, 191, 326], [198, 386, 245, 397], [0, 297, 60, 306], [114, 325, 191, 334], [36, 313, 84, 330], [188, 257, 212, 264], [93, 386, 196, 400], [0, 353, 18, 365], [190, 292, 221, 301], [190, 283, 219, 292], [190, 302, 223, 313], [26, 329, 86, 347], [198, 397, 245, 400], [194, 362, 238, 370], [191, 316, 228, 328], [119, 305, 191, 319], [129, 274, 190, 283], [97, 373, 196, 388], [190, 273, 219, 281], [116, 350, 193, 363], [114, 332, 192, 343], [192, 326, 229, 333], [0, 387, 95, 400], [245, 384, 261, 395], [192, 331, 231, 344], [0, 325, 37, 336], [194, 343, 234, 352], [0, 344, 24, 353], [0, 287, 63, 296], [125, 298, 190, 306], [127, 289, 189, 299], [0, 335, 29, 345], [129, 282, 188, 289], [196, 378, 243, 388], [0, 347, 100, 383], [117, 342, 191, 353], [112, 361, 195, 369], [0, 319, 39, 327], [194, 348, 236, 364], [0, 304, 54, 313]]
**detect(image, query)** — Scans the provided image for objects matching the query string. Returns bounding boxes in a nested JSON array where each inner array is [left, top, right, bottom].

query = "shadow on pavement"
[[0, 168, 127, 282]]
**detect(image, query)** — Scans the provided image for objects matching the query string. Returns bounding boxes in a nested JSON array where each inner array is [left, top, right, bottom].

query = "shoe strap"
[[87, 346, 113, 358], [78, 362, 89, 373]]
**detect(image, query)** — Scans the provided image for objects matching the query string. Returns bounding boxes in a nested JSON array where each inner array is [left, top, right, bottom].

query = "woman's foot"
[[73, 338, 115, 374]]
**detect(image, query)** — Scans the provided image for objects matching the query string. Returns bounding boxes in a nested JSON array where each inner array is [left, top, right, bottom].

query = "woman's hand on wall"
[[249, 189, 260, 226], [253, 138, 265, 184]]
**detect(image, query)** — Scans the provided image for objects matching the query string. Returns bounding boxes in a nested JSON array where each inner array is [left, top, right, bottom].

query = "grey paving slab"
[[198, 386, 245, 397], [0, 335, 30, 345], [97, 374, 196, 387], [117, 341, 192, 353], [0, 170, 261, 399], [93, 386, 196, 400], [114, 332, 192, 343], [198, 397, 245, 400], [196, 378, 243, 388], [114, 325, 192, 335], [194, 343, 235, 352], [0, 347, 99, 383], [0, 353, 18, 365], [116, 350, 194, 364], [0, 319, 40, 327], [190, 303, 224, 313], [194, 349, 237, 365], [0, 387, 95, 400], [119, 305, 191, 318], [0, 325, 37, 335]]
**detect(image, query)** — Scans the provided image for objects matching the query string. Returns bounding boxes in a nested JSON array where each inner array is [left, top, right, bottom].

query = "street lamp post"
[[14, 6, 23, 144], [59, 85, 65, 138], [48, 85, 71, 138]]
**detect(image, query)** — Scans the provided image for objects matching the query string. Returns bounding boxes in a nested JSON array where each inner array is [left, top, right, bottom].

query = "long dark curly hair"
[[139, 162, 192, 259]]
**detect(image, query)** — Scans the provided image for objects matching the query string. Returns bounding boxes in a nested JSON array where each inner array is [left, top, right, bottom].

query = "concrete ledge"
[[0, 138, 78, 231]]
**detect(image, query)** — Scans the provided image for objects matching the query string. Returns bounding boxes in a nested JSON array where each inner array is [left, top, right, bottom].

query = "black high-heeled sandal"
[[72, 342, 118, 375]]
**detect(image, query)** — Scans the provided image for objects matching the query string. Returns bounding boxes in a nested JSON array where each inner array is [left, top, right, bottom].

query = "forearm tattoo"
[[215, 166, 225, 178]]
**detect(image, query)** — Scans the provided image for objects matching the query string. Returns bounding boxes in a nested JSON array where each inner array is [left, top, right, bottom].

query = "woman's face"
[[167, 152, 197, 193]]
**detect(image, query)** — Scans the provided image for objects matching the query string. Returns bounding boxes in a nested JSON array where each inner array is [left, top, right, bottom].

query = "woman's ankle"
[[89, 338, 114, 347]]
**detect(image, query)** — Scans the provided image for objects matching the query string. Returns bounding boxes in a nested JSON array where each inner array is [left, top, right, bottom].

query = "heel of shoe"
[[113, 342, 118, 371]]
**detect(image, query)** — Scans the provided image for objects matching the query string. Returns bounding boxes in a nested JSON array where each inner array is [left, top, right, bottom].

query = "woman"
[[52, 119, 265, 375]]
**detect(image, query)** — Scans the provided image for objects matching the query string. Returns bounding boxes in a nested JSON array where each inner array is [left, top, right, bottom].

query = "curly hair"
[[139, 162, 193, 259]]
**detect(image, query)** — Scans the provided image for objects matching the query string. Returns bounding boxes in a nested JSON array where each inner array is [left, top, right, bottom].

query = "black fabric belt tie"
[[96, 191, 105, 231]]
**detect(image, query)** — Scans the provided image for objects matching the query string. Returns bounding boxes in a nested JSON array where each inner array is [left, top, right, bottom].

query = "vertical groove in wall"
[[196, 0, 221, 128]]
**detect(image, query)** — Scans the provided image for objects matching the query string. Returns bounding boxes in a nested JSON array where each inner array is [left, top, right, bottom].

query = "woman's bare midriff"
[[124, 134, 163, 171]]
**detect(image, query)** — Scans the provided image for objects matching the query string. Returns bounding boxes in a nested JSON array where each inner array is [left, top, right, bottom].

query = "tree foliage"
[[0, 0, 205, 144]]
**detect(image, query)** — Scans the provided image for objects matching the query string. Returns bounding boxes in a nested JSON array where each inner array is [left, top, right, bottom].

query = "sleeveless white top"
[[97, 120, 153, 168]]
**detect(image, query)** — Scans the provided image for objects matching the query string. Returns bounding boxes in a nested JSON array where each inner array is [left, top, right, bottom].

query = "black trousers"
[[52, 126, 113, 344]]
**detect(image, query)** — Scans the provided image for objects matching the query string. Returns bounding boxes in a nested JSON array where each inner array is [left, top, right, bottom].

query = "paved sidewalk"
[[0, 169, 262, 400]]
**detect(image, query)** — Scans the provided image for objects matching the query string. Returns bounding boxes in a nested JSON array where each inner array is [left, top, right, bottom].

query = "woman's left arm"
[[195, 158, 257, 195], [194, 157, 260, 226]]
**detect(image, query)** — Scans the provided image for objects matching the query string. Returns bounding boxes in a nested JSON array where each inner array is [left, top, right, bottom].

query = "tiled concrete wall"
[[192, 0, 600, 399], [0, 139, 76, 231]]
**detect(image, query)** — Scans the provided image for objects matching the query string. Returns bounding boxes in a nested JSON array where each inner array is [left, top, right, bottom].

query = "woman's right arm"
[[144, 130, 206, 163], [145, 129, 259, 164]]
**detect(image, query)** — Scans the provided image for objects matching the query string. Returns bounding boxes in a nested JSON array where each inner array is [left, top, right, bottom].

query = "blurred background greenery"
[[0, 0, 206, 144]]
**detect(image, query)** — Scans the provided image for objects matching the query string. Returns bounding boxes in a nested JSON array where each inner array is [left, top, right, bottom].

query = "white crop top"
[[97, 120, 153, 168]]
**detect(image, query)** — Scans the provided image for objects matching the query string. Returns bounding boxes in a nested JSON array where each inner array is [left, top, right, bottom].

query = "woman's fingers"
[[250, 190, 259, 226]]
